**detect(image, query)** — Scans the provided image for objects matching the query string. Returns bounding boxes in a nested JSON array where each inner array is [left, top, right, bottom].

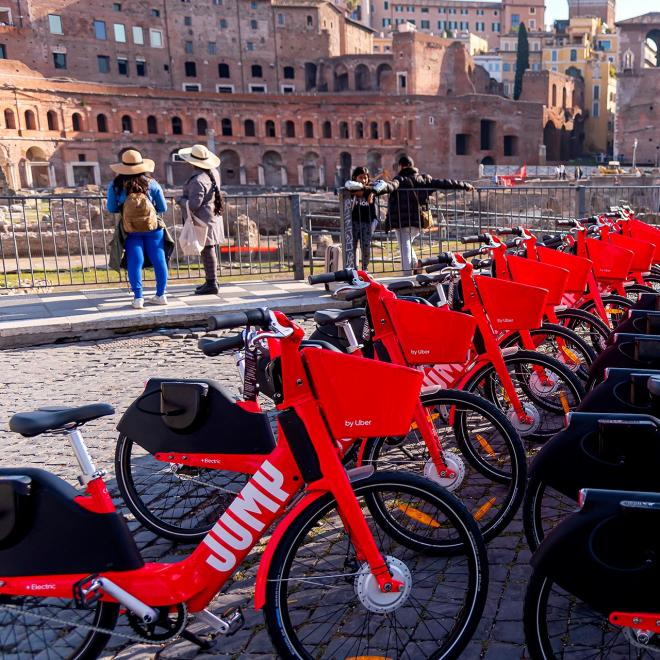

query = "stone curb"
[[0, 296, 349, 349]]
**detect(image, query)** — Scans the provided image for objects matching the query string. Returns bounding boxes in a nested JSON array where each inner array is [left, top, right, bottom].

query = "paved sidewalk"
[[0, 279, 349, 348]]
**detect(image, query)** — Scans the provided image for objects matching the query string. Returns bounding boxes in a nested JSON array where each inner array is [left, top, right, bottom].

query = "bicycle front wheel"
[[554, 307, 610, 353], [0, 596, 118, 660], [362, 389, 526, 542], [464, 350, 585, 443], [580, 294, 632, 328], [264, 471, 488, 660], [523, 569, 659, 659]]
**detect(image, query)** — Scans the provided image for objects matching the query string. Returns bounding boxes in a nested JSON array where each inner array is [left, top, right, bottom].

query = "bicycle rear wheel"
[[0, 596, 118, 660], [115, 434, 249, 542], [264, 472, 488, 660], [554, 307, 610, 354], [361, 389, 526, 542], [580, 294, 632, 328]]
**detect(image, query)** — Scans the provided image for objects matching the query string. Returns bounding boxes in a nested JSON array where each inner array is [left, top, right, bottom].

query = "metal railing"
[[0, 193, 304, 289], [1, 185, 659, 289]]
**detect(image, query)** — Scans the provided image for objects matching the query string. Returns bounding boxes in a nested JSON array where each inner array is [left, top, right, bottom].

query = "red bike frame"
[[0, 311, 424, 611]]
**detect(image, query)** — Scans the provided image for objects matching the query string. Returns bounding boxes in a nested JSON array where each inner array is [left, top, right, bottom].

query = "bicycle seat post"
[[336, 319, 362, 353], [67, 427, 101, 485]]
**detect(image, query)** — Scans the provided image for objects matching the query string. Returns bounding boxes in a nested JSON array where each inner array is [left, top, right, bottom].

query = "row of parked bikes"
[[1, 204, 660, 659]]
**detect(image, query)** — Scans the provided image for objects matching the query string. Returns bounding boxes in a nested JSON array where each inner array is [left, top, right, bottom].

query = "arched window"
[[322, 121, 332, 138], [218, 62, 230, 78], [265, 120, 276, 137], [283, 65, 295, 79], [147, 115, 158, 134], [370, 121, 378, 139], [244, 119, 256, 136], [221, 117, 232, 136], [4, 109, 16, 129], [251, 64, 263, 78], [304, 121, 314, 138], [121, 115, 132, 133], [384, 121, 391, 139], [562, 87, 567, 108], [24, 110, 36, 130], [47, 110, 58, 131], [72, 113, 83, 131], [197, 117, 208, 136], [171, 116, 183, 135], [551, 84, 557, 107], [96, 113, 108, 133], [339, 121, 349, 139], [284, 120, 295, 138], [355, 121, 364, 139]]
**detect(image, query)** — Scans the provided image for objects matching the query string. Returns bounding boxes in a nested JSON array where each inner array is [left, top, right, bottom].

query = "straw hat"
[[177, 144, 221, 170], [109, 149, 155, 175]]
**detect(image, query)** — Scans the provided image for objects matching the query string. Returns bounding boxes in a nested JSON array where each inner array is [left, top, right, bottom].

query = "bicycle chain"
[[0, 602, 166, 645]]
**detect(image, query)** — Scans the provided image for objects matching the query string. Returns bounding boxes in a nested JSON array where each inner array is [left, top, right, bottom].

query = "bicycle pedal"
[[195, 607, 244, 637], [72, 574, 103, 609], [220, 607, 244, 636]]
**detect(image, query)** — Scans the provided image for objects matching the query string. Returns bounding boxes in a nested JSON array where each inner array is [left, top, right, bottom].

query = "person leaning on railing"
[[372, 155, 474, 275]]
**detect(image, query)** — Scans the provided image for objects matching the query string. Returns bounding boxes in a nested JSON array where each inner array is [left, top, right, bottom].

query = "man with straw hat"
[[177, 144, 225, 295], [107, 149, 170, 308]]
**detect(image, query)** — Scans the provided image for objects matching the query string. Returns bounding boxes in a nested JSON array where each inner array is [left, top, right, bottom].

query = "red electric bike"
[[0, 308, 488, 660]]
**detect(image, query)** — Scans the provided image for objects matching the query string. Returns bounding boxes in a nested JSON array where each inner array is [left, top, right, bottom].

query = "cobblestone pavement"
[[0, 323, 531, 660]]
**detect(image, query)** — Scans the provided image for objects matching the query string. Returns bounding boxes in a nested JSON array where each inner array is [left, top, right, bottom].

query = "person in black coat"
[[375, 155, 474, 274], [345, 166, 380, 270]]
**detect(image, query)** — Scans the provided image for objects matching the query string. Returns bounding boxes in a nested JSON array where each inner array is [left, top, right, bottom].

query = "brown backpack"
[[122, 192, 158, 233]]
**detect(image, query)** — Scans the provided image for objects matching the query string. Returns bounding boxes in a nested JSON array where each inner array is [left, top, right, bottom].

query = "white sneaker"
[[146, 294, 168, 306], [132, 297, 144, 309]]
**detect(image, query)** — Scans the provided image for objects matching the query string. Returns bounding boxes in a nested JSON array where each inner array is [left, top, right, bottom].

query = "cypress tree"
[[513, 22, 530, 100]]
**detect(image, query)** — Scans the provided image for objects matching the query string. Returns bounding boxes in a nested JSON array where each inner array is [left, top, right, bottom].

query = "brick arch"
[[334, 63, 350, 92], [262, 150, 284, 187], [355, 63, 371, 91], [220, 149, 241, 186], [3, 108, 16, 129], [302, 151, 320, 187]]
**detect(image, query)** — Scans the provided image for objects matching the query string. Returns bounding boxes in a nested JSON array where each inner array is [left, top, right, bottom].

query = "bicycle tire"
[[0, 596, 118, 660], [463, 350, 585, 443], [580, 294, 632, 328], [115, 434, 249, 542], [264, 471, 488, 660], [499, 323, 596, 384], [361, 389, 526, 542], [523, 472, 578, 552], [624, 282, 656, 302], [554, 307, 610, 354], [642, 274, 660, 292], [523, 568, 658, 659]]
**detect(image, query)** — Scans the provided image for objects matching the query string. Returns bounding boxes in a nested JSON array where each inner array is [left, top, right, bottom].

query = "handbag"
[[412, 190, 434, 229], [178, 203, 208, 256]]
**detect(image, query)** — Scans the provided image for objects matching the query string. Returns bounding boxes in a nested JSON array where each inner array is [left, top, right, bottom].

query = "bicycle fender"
[[254, 488, 328, 610]]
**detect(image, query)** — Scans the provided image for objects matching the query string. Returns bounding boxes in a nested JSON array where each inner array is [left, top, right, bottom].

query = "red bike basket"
[[628, 219, 660, 262], [536, 247, 591, 294], [302, 348, 423, 439], [474, 275, 548, 331], [586, 238, 634, 282], [382, 297, 476, 365], [609, 234, 654, 273], [506, 255, 569, 306]]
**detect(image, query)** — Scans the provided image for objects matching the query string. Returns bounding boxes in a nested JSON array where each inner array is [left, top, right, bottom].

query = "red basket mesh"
[[628, 219, 660, 262], [474, 275, 548, 331], [302, 348, 423, 439], [536, 247, 592, 294], [609, 234, 655, 273], [506, 255, 569, 306], [382, 298, 476, 366], [586, 238, 634, 282]]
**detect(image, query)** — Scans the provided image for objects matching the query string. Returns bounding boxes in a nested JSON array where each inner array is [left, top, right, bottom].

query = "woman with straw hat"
[[107, 149, 169, 308], [177, 144, 225, 296]]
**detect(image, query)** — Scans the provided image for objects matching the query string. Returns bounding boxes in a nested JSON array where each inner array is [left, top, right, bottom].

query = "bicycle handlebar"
[[198, 334, 245, 356], [492, 227, 522, 237], [425, 263, 445, 273], [462, 248, 483, 258], [420, 252, 454, 267], [344, 288, 367, 301], [207, 308, 271, 331], [557, 219, 579, 227], [308, 269, 355, 285], [540, 235, 564, 248], [461, 234, 489, 244]]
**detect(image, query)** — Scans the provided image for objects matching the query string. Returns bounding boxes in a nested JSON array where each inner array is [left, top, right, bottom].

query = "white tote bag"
[[178, 203, 208, 256]]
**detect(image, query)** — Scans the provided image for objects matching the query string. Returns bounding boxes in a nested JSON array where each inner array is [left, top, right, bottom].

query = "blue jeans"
[[124, 229, 168, 298]]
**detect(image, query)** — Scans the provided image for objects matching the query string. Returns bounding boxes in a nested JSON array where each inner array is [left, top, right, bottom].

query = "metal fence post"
[[338, 188, 354, 268], [289, 193, 305, 280], [576, 185, 586, 217]]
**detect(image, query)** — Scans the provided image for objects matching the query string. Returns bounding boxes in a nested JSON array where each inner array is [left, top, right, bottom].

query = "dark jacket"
[[383, 167, 471, 230]]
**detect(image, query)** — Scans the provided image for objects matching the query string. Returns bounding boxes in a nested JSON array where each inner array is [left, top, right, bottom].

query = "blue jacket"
[[106, 179, 168, 214]]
